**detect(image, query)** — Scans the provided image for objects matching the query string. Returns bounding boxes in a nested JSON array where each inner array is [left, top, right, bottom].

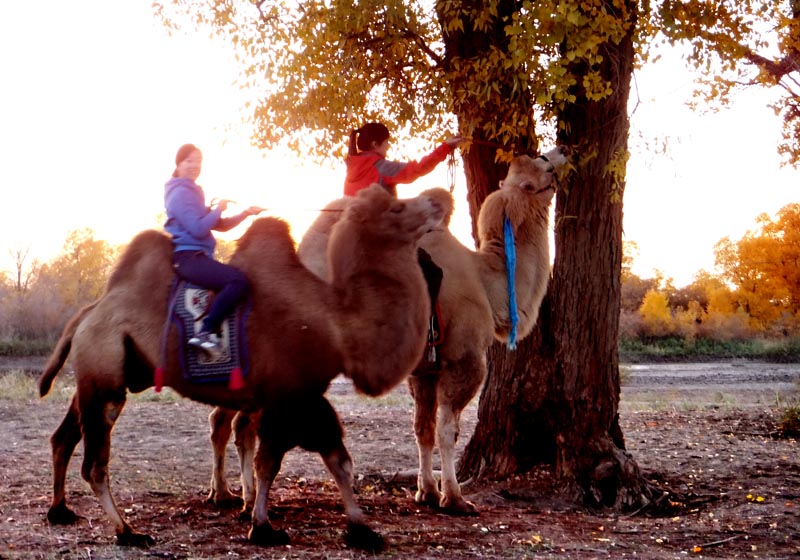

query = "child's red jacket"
[[343, 143, 452, 197]]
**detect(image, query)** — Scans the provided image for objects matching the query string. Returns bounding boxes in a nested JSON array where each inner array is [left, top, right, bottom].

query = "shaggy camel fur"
[[37, 185, 445, 551], [209, 146, 568, 515]]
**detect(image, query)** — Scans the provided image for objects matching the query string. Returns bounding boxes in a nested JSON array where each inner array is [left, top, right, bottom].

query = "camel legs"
[[207, 407, 240, 506], [436, 402, 474, 513], [208, 408, 258, 513], [248, 418, 289, 547], [48, 389, 154, 544], [407, 373, 441, 506], [409, 354, 486, 515], [434, 355, 486, 515], [46, 394, 83, 525], [233, 410, 258, 511], [74, 386, 155, 546], [248, 395, 384, 552]]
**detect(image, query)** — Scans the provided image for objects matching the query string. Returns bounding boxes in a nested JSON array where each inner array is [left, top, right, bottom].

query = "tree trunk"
[[460, 0, 656, 510], [437, 0, 534, 242]]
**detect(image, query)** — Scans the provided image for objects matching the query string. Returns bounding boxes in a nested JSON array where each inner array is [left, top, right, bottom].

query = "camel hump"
[[298, 198, 350, 280], [237, 217, 293, 250], [107, 229, 173, 289]]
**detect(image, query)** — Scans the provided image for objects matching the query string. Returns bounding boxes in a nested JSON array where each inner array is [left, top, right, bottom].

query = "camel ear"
[[499, 180, 504, 189], [344, 198, 368, 223]]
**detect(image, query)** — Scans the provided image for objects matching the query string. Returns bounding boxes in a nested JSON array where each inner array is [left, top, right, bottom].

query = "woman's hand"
[[445, 136, 465, 148], [211, 198, 230, 212]]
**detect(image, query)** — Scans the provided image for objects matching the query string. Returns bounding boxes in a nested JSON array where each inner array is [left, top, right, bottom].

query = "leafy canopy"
[[154, 0, 642, 161], [154, 1, 800, 167]]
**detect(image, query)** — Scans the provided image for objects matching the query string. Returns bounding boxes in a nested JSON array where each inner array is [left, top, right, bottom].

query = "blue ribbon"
[[504, 215, 518, 350]]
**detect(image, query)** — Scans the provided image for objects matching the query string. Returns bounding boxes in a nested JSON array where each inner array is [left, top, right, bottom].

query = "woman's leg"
[[173, 251, 250, 333]]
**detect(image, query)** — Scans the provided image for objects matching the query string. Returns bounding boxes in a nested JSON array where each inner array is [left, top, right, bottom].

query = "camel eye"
[[520, 181, 534, 191], [390, 203, 405, 213]]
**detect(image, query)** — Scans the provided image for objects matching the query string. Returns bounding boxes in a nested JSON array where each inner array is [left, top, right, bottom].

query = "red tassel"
[[154, 367, 164, 393], [228, 367, 245, 390]]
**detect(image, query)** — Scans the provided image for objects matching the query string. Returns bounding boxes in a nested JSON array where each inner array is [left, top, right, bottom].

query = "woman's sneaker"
[[188, 331, 222, 359]]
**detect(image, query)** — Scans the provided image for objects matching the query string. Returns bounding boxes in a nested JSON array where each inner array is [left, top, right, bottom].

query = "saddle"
[[418, 248, 444, 370], [154, 279, 251, 392]]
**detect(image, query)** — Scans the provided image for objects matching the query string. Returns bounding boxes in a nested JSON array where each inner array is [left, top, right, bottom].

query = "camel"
[[208, 146, 569, 515], [37, 184, 446, 551]]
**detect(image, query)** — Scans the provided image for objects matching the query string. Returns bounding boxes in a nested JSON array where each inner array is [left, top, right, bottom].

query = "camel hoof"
[[116, 529, 155, 547], [206, 491, 243, 509], [440, 496, 479, 516], [345, 522, 386, 552], [46, 502, 80, 525], [414, 488, 441, 508], [248, 523, 290, 547]]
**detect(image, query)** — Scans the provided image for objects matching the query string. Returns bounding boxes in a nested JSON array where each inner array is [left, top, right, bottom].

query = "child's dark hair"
[[348, 122, 390, 156]]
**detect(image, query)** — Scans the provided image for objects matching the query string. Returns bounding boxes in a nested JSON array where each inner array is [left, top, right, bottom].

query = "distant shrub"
[[779, 405, 800, 438], [0, 337, 54, 357], [619, 310, 645, 340], [697, 309, 755, 341]]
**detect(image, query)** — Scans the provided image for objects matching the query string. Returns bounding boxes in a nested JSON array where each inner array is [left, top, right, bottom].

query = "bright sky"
[[1, 2, 797, 287]]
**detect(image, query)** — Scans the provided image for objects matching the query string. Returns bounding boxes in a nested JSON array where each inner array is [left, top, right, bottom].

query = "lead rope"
[[504, 215, 519, 350], [447, 151, 457, 193]]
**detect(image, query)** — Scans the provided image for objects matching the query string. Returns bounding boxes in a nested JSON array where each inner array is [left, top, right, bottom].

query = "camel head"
[[327, 185, 446, 396], [327, 183, 446, 291], [418, 187, 455, 227], [337, 184, 446, 247], [500, 145, 569, 199], [476, 145, 569, 340]]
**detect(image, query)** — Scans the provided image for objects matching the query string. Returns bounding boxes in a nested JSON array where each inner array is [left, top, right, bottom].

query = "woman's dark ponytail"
[[348, 128, 360, 157], [348, 122, 390, 156]]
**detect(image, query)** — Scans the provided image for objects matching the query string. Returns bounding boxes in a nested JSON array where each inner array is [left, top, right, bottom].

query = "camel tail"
[[38, 302, 98, 397]]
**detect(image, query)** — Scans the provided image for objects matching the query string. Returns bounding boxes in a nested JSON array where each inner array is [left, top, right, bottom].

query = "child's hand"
[[246, 206, 265, 216], [445, 136, 465, 148]]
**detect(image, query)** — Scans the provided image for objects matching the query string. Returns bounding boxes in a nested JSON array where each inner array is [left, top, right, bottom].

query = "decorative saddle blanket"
[[156, 279, 251, 390]]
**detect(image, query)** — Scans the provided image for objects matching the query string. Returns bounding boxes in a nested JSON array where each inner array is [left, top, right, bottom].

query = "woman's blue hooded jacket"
[[164, 177, 247, 256]]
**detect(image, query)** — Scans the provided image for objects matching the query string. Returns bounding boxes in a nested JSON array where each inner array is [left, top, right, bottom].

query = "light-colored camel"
[[209, 146, 568, 515], [37, 184, 445, 551], [405, 146, 567, 513]]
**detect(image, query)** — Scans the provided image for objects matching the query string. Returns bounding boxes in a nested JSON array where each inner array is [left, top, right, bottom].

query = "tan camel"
[[37, 184, 445, 551], [405, 146, 567, 513], [209, 146, 568, 515]]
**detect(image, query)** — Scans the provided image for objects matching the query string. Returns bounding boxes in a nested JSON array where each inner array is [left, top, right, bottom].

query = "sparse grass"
[[0, 337, 55, 357], [0, 369, 76, 401], [779, 404, 800, 438], [330, 389, 415, 409], [0, 369, 40, 400], [128, 386, 184, 403], [0, 369, 182, 403], [619, 336, 800, 363]]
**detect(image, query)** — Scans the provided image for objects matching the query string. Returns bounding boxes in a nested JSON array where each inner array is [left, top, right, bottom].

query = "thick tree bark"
[[458, 302, 557, 479], [459, 0, 656, 510]]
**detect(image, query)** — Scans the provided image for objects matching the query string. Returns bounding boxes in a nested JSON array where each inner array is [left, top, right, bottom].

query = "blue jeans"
[[172, 250, 250, 334]]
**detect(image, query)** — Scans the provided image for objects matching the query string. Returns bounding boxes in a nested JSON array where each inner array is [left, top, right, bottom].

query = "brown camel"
[[208, 146, 568, 515], [37, 184, 445, 551]]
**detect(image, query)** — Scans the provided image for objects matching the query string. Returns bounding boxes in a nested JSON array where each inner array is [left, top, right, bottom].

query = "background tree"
[[657, 0, 800, 166], [154, 0, 799, 509], [8, 247, 40, 293], [2, 230, 117, 340], [715, 203, 800, 335], [639, 289, 673, 337], [35, 228, 116, 311]]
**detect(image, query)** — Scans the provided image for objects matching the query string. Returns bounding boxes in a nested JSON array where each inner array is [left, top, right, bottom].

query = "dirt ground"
[[1, 359, 799, 559]]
